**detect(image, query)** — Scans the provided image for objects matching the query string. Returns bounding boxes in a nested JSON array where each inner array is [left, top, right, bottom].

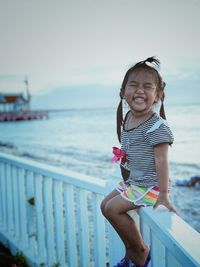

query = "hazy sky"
[[0, 0, 200, 95]]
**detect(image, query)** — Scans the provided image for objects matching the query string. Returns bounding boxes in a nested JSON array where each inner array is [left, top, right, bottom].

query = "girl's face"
[[124, 70, 159, 114]]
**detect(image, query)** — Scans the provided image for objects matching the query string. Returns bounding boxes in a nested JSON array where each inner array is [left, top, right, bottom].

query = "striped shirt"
[[120, 112, 174, 187]]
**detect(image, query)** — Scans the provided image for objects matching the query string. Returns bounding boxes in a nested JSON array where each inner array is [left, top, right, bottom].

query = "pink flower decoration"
[[112, 147, 128, 164]]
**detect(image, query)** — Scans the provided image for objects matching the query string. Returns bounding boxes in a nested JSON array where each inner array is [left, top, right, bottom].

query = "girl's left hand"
[[153, 193, 178, 214]]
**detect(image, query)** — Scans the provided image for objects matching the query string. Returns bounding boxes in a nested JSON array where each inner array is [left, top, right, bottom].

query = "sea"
[[0, 103, 200, 233]]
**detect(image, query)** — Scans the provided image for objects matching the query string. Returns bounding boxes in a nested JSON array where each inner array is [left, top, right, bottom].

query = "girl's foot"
[[113, 257, 134, 267], [142, 250, 151, 267], [127, 245, 150, 266]]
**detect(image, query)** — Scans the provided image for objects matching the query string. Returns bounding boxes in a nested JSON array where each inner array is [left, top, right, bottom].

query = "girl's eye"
[[144, 85, 152, 89], [127, 83, 156, 90], [144, 84, 155, 90], [129, 83, 137, 87]]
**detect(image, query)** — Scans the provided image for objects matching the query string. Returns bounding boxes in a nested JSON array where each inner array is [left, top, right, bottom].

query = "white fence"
[[0, 152, 200, 267]]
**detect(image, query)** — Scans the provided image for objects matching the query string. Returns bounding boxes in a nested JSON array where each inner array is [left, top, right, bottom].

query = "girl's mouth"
[[134, 97, 146, 103]]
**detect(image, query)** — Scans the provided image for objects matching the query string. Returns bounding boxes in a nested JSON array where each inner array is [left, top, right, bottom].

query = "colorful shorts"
[[116, 181, 159, 206]]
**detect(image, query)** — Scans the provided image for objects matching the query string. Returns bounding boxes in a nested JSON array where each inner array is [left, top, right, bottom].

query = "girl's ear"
[[154, 95, 159, 103], [154, 90, 162, 103]]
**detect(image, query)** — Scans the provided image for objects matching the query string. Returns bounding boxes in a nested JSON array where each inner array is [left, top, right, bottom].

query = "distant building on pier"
[[0, 78, 48, 121]]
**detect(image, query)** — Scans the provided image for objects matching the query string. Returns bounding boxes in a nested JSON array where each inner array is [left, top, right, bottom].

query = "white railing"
[[0, 152, 200, 267]]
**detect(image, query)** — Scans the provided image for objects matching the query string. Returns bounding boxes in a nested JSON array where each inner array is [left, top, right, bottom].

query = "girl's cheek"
[[124, 90, 132, 99]]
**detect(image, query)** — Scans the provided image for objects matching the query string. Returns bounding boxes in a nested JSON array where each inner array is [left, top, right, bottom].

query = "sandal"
[[132, 250, 151, 267], [143, 250, 151, 267], [113, 250, 151, 267], [113, 257, 133, 267]]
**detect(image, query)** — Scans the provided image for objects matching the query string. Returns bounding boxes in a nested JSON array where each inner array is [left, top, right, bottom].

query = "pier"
[[0, 78, 48, 122], [0, 110, 48, 121], [0, 152, 199, 267]]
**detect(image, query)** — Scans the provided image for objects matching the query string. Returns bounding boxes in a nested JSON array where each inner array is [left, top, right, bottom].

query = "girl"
[[101, 57, 177, 267]]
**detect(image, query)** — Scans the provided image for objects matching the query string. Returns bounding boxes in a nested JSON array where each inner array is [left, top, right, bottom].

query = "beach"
[[0, 104, 200, 233]]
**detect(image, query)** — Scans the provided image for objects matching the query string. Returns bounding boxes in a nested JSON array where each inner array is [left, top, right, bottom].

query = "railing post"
[[93, 193, 107, 267], [26, 170, 36, 256], [106, 179, 125, 266], [18, 168, 29, 250], [107, 223, 125, 266], [34, 173, 46, 263]]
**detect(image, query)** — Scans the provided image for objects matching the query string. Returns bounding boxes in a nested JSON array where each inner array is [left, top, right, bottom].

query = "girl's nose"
[[135, 86, 145, 93]]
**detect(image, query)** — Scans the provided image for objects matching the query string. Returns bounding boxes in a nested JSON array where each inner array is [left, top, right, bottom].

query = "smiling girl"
[[101, 57, 177, 267]]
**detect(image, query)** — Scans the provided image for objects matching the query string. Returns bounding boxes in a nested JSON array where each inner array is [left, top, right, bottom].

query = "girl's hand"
[[153, 193, 178, 214]]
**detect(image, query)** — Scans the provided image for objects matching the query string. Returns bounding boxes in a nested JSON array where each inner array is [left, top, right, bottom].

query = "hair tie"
[[117, 98, 123, 143], [160, 101, 166, 120], [161, 91, 165, 102]]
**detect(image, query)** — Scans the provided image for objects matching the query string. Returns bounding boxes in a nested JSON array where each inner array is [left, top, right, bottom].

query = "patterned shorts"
[[116, 180, 160, 206]]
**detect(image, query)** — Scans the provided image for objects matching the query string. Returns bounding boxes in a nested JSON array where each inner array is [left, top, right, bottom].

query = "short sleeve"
[[145, 118, 174, 146]]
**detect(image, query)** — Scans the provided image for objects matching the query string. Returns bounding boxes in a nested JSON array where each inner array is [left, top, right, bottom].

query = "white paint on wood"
[[139, 207, 200, 267], [0, 152, 107, 194], [6, 164, 14, 235], [0, 162, 6, 227], [77, 188, 90, 267], [64, 184, 78, 267], [151, 234, 166, 267], [26, 170, 35, 256], [140, 221, 152, 267], [12, 166, 20, 240], [43, 176, 56, 266], [53, 179, 66, 266], [93, 193, 106, 267], [166, 250, 182, 267], [107, 221, 125, 266], [34, 173, 46, 261], [18, 168, 28, 249]]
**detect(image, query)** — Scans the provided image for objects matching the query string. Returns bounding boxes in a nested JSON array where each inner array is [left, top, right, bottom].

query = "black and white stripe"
[[120, 112, 174, 187]]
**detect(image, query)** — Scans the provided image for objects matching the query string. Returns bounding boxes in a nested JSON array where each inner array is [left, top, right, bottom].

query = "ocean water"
[[0, 104, 200, 232]]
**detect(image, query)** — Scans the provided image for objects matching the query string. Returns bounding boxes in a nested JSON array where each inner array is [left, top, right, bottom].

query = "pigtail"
[[159, 82, 166, 120], [117, 91, 123, 143], [160, 101, 166, 120]]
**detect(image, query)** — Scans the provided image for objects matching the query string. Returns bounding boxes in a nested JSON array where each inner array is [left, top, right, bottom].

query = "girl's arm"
[[153, 143, 177, 213]]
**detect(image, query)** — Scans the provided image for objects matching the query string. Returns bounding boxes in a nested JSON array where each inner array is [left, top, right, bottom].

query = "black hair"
[[117, 56, 166, 143]]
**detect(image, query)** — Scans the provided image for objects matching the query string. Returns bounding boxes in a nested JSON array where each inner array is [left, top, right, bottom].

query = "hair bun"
[[144, 56, 160, 68]]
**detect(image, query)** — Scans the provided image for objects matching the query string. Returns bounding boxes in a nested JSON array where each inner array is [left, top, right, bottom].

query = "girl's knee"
[[102, 200, 119, 219], [100, 198, 108, 217], [100, 190, 121, 218], [101, 199, 112, 218]]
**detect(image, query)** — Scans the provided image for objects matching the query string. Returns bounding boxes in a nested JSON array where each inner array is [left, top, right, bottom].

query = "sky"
[[0, 0, 200, 107]]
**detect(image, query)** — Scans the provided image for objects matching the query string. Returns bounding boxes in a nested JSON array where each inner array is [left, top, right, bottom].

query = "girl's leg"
[[101, 189, 120, 215], [103, 194, 149, 265], [101, 190, 132, 251]]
